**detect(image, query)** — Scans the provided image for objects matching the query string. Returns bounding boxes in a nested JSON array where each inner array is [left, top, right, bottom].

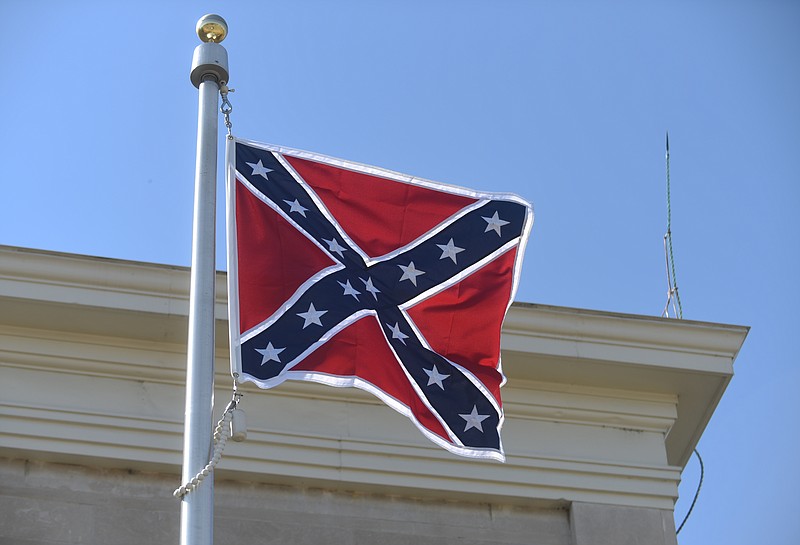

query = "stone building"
[[0, 245, 748, 544]]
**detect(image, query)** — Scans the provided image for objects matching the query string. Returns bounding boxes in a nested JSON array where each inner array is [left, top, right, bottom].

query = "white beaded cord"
[[174, 390, 242, 499]]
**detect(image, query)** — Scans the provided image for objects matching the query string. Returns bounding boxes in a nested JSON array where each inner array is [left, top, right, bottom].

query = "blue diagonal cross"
[[234, 143, 526, 451]]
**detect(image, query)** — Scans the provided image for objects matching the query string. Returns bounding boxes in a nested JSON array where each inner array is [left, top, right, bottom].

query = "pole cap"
[[196, 14, 228, 43], [191, 15, 229, 87]]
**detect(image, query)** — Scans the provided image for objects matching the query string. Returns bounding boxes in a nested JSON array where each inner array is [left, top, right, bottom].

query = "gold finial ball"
[[196, 14, 228, 43]]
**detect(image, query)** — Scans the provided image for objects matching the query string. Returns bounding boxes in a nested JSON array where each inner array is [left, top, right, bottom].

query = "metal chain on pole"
[[220, 84, 234, 139]]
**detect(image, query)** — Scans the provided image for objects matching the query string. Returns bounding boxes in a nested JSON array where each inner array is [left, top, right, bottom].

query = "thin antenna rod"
[[663, 131, 683, 319]]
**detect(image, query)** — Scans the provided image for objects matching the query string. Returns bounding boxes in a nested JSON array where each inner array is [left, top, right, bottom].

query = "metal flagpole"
[[182, 14, 229, 545]]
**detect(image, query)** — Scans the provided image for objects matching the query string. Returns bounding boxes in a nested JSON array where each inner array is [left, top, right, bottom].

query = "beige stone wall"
[[1, 457, 572, 545], [569, 503, 678, 545]]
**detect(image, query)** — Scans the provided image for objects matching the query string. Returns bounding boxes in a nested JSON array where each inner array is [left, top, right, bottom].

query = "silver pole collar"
[[190, 42, 229, 88]]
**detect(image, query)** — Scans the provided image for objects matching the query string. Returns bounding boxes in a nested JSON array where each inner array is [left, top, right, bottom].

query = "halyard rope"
[[173, 387, 243, 499]]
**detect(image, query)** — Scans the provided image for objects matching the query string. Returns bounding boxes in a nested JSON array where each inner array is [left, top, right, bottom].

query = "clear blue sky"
[[3, 1, 798, 543]]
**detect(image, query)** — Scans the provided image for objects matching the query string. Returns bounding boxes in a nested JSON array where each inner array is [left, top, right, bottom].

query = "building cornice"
[[0, 245, 748, 508]]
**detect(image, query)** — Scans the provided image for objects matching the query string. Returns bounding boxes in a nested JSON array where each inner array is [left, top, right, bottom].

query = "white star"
[[246, 160, 273, 180], [398, 261, 425, 286], [361, 276, 381, 300], [459, 405, 491, 432], [297, 302, 327, 328], [338, 279, 361, 300], [284, 199, 308, 217], [385, 322, 409, 345], [436, 238, 465, 264], [482, 211, 510, 236], [323, 237, 347, 258], [423, 365, 450, 390], [255, 342, 285, 365]]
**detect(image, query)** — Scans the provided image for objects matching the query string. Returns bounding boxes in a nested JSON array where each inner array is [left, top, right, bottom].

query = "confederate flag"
[[226, 138, 533, 461]]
